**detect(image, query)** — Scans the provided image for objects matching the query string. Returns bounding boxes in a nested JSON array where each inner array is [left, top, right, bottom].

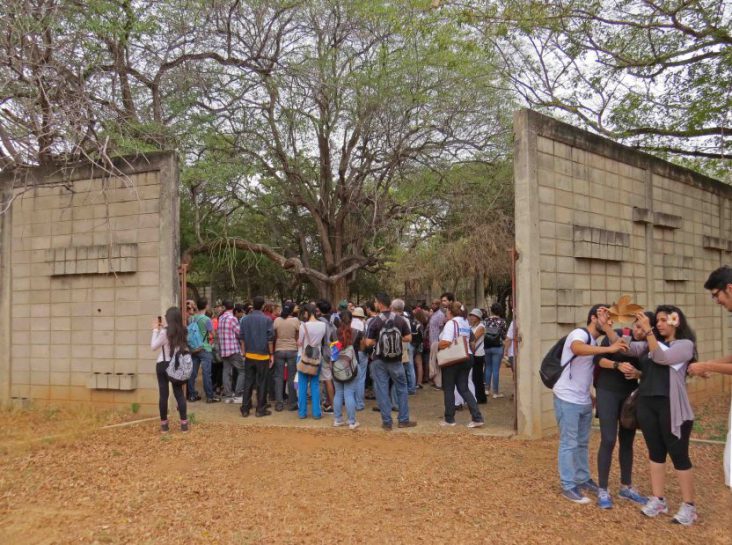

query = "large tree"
[[453, 0, 730, 174], [182, 0, 512, 300]]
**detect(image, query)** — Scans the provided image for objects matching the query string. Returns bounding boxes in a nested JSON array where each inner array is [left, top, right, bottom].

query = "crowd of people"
[[551, 265, 732, 526], [150, 265, 732, 527], [150, 292, 515, 431]]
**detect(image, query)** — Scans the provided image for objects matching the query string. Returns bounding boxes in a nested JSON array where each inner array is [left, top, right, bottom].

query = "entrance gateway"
[[1, 115, 730, 437]]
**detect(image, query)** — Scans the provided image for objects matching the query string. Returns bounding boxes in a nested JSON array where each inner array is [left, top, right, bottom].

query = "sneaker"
[[372, 407, 382, 412], [492, 393, 504, 399], [255, 409, 272, 417], [323, 405, 334, 414], [467, 420, 484, 428], [206, 397, 221, 404], [431, 385, 442, 391], [597, 489, 613, 509], [578, 479, 600, 496], [641, 496, 668, 518], [349, 422, 360, 430], [180, 420, 189, 432], [382, 423, 392, 431], [619, 486, 648, 505], [160, 420, 169, 433], [562, 487, 591, 504], [397, 420, 417, 428], [671, 503, 697, 526], [240, 408, 250, 418], [333, 419, 346, 427], [275, 402, 284, 412], [232, 396, 243, 404], [439, 420, 457, 427], [288, 405, 298, 411]]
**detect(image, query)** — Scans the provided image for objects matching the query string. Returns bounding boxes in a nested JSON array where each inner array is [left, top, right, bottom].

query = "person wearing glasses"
[[688, 266, 732, 491]]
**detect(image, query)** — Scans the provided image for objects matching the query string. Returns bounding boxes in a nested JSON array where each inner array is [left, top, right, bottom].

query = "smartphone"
[[157, 316, 163, 326], [622, 327, 632, 345]]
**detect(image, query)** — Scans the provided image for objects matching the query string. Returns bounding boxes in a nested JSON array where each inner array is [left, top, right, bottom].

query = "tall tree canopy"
[[459, 0, 731, 174]]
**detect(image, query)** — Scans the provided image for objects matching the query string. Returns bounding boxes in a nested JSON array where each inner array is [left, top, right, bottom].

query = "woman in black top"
[[627, 306, 697, 526], [594, 312, 654, 508]]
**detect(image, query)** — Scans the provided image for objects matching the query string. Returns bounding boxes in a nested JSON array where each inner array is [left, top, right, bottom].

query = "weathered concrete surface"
[[514, 109, 731, 439], [0, 152, 179, 408]]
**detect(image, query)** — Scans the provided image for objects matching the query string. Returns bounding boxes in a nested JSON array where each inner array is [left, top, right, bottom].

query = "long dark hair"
[[299, 303, 317, 322], [655, 305, 696, 344], [165, 306, 188, 353], [338, 310, 353, 347]]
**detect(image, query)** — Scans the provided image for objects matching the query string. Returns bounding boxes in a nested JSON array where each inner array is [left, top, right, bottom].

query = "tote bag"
[[436, 321, 469, 368]]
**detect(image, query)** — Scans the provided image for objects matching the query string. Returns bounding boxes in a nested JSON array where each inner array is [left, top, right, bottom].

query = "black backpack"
[[539, 328, 590, 389], [375, 313, 403, 360], [483, 319, 504, 348]]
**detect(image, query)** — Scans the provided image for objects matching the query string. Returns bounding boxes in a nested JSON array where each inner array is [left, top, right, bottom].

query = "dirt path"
[[0, 420, 730, 545]]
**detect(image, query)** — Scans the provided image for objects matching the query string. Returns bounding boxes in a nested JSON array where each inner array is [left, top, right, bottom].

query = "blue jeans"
[[371, 358, 409, 426], [298, 371, 321, 419], [274, 350, 298, 408], [355, 351, 368, 410], [407, 344, 417, 394], [554, 395, 593, 491], [334, 379, 358, 424], [189, 350, 214, 399], [484, 346, 503, 393]]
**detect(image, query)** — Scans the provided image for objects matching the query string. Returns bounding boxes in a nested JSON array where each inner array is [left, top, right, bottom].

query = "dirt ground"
[[0, 390, 730, 545]]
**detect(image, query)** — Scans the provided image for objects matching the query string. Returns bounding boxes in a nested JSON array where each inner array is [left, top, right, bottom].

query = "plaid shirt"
[[217, 310, 241, 357]]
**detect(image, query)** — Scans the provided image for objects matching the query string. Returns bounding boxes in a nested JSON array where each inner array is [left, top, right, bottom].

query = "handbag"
[[297, 324, 321, 376], [620, 388, 640, 430], [436, 321, 470, 368], [163, 345, 194, 384]]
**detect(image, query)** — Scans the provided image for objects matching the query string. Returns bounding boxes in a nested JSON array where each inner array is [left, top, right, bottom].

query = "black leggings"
[[442, 359, 483, 424], [156, 361, 187, 421], [471, 355, 487, 403], [636, 395, 692, 470], [596, 388, 637, 488]]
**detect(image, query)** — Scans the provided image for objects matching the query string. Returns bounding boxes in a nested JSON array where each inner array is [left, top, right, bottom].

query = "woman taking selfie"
[[626, 306, 697, 525], [151, 307, 189, 432]]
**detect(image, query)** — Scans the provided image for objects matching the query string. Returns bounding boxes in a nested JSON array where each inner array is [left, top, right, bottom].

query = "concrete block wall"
[[0, 152, 179, 409], [514, 110, 732, 439]]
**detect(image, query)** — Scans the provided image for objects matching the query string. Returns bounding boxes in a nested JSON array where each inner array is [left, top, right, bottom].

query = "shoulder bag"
[[436, 321, 469, 368]]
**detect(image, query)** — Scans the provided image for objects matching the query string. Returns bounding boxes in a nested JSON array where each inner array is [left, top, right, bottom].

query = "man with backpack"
[[364, 292, 417, 430], [551, 304, 628, 503], [187, 298, 220, 404]]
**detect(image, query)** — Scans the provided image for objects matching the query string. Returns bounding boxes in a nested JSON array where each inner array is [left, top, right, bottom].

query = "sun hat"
[[469, 308, 483, 319], [352, 307, 366, 318]]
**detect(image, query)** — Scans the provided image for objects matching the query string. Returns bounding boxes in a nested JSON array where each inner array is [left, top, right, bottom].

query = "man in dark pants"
[[239, 295, 274, 417]]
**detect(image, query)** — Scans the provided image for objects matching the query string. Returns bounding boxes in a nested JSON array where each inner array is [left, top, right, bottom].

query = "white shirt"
[[553, 328, 595, 405], [472, 323, 485, 357], [440, 317, 473, 355], [505, 321, 515, 357], [298, 321, 327, 348], [352, 317, 365, 332]]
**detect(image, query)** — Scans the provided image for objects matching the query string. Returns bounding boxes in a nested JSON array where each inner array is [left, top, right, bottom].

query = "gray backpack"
[[375, 313, 403, 360]]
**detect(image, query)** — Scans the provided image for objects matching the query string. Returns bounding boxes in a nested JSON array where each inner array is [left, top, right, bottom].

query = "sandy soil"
[[0, 395, 730, 545]]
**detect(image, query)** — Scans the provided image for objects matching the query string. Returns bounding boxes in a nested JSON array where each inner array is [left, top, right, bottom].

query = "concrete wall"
[[514, 110, 732, 439], [0, 152, 179, 409]]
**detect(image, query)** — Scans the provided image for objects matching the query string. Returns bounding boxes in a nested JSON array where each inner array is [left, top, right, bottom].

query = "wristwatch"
[[613, 361, 619, 370]]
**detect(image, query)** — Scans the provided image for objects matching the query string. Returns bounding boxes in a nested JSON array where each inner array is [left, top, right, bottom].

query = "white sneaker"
[[492, 393, 504, 399], [232, 396, 243, 403], [672, 503, 697, 526], [467, 421, 484, 428], [439, 420, 456, 427], [333, 420, 347, 427], [641, 496, 668, 518], [349, 422, 360, 430]]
